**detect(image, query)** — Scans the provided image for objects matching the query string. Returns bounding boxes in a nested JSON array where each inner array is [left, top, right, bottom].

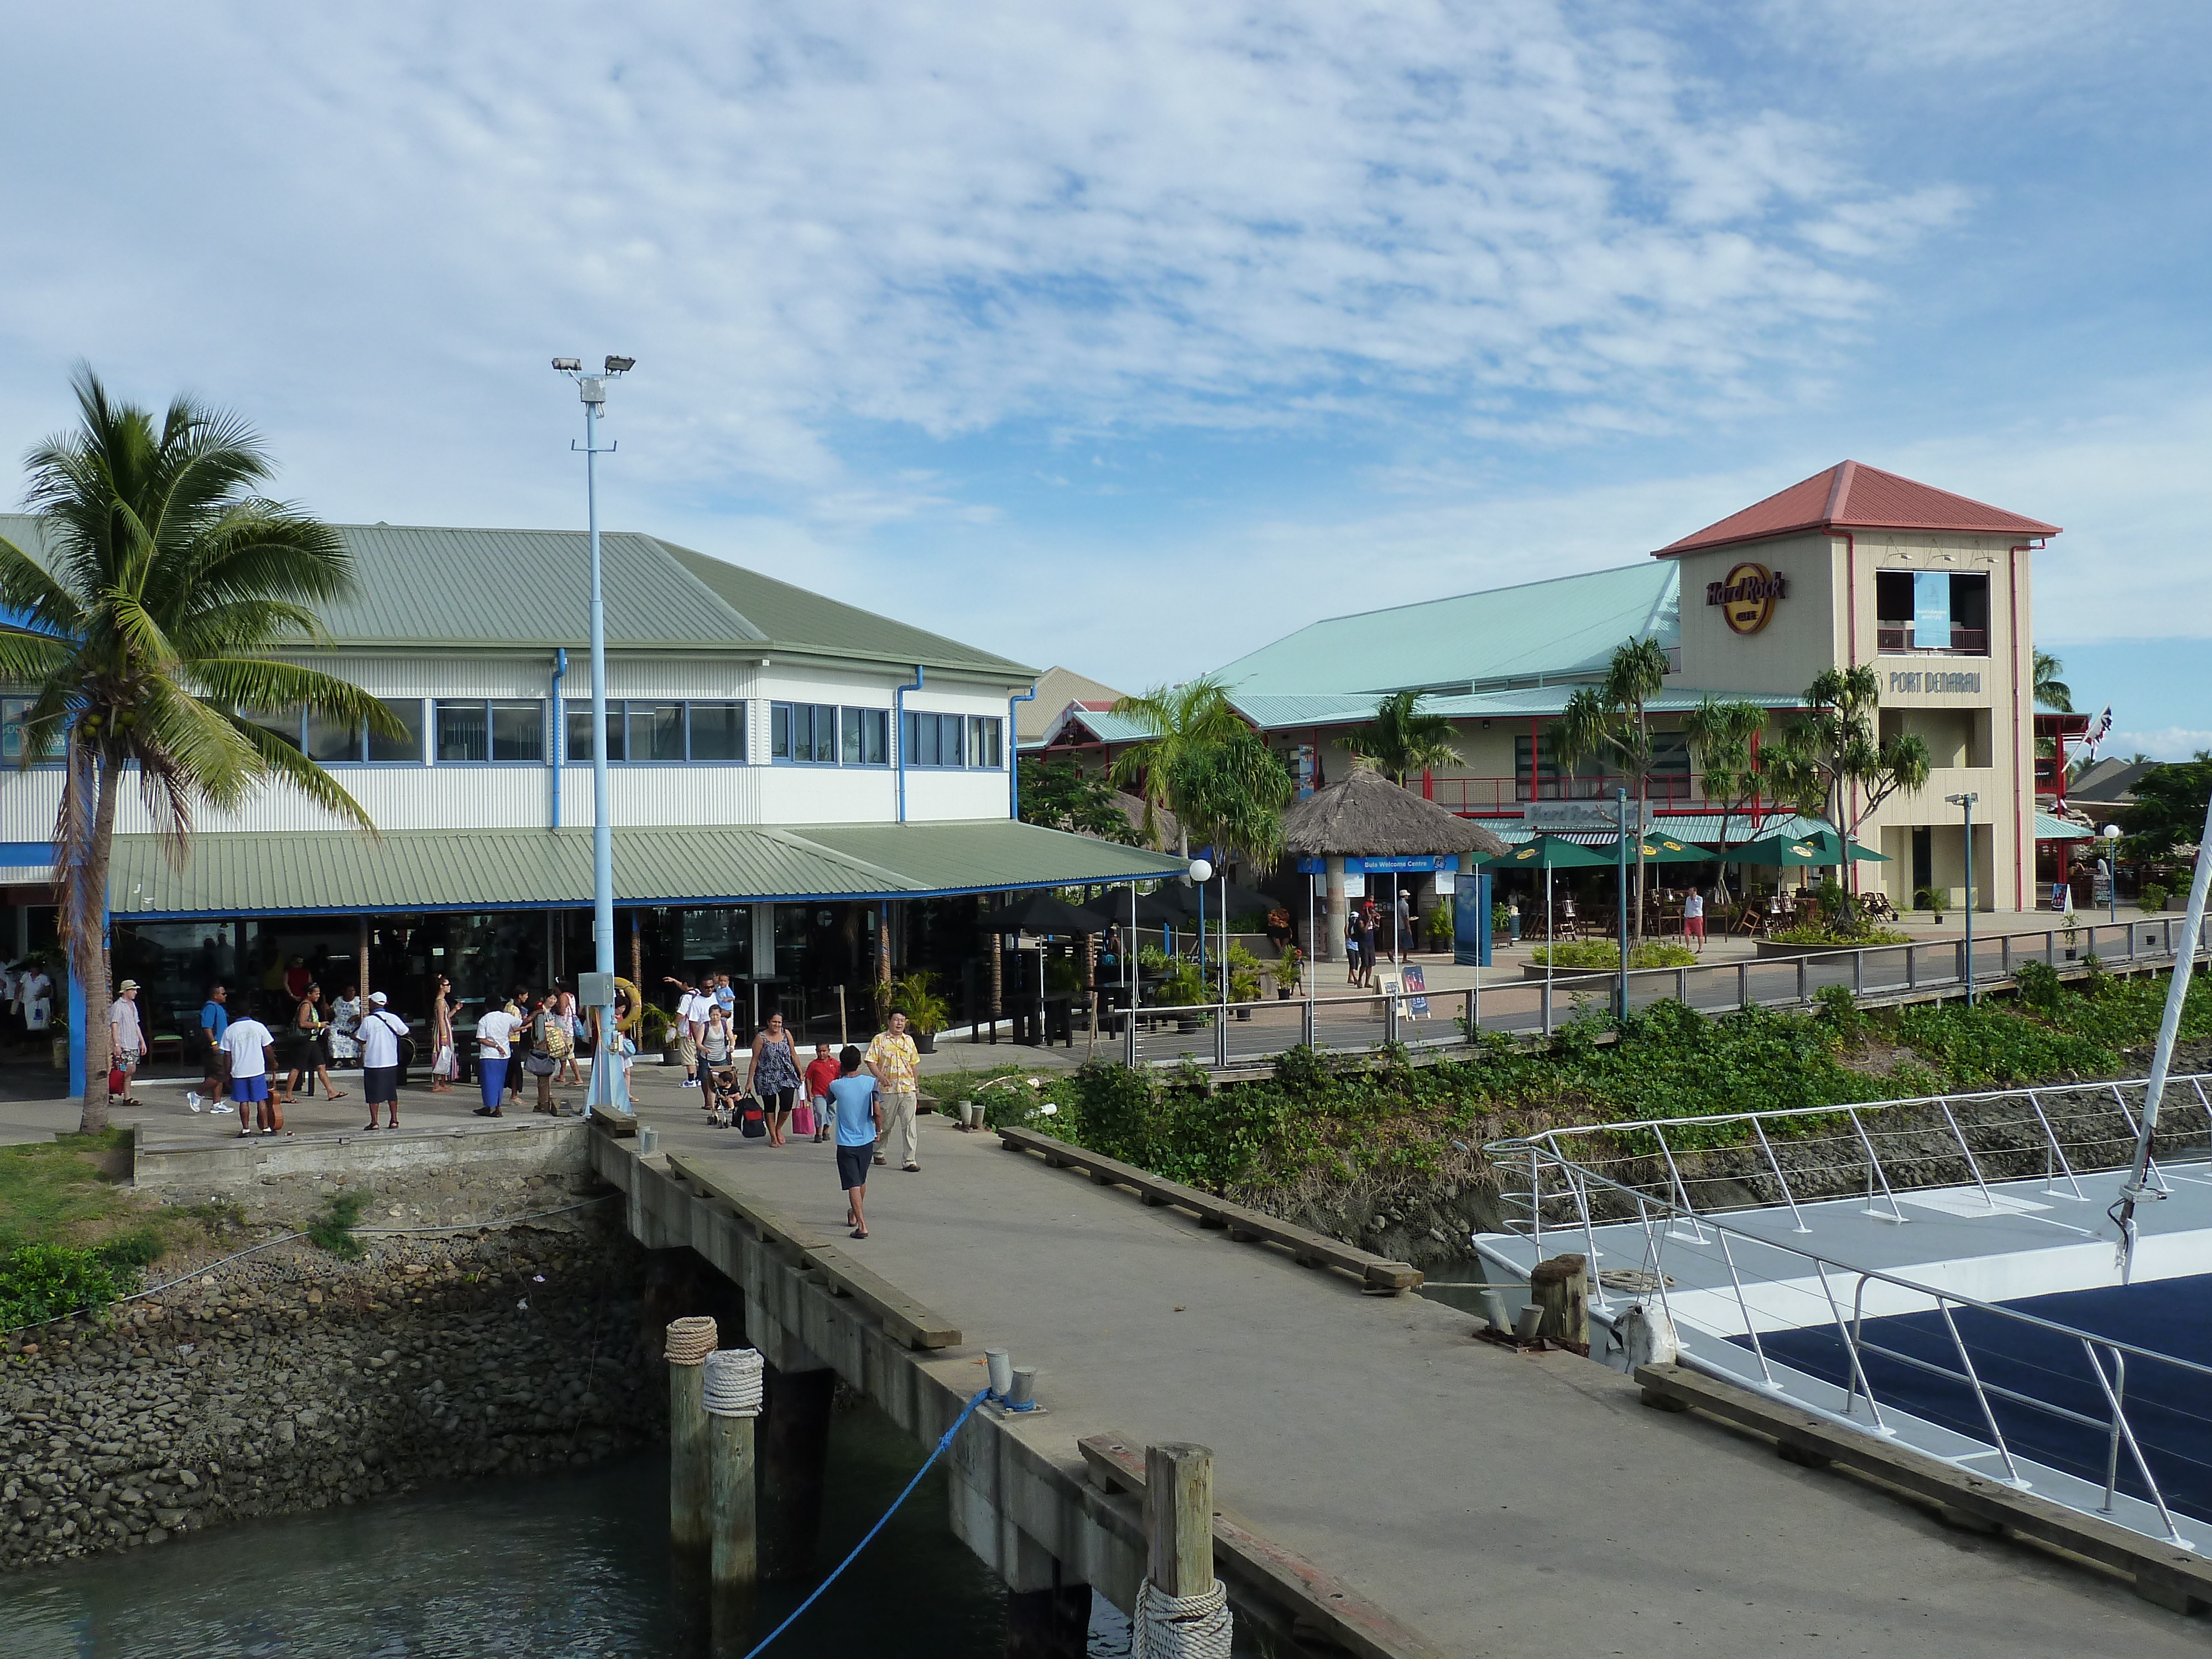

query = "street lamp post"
[[554, 355, 634, 1113], [1947, 792, 1979, 1005], [2103, 822, 2122, 924], [1615, 787, 1631, 1021]]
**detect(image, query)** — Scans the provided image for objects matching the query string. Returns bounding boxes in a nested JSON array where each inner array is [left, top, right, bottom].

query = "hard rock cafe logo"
[[1706, 562, 1786, 634]]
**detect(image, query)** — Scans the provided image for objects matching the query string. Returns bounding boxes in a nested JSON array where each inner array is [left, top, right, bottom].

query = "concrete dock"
[[620, 1071, 2208, 1656]]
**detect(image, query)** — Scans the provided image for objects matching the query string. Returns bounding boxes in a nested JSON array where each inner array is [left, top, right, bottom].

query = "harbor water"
[[0, 1397, 1134, 1657]]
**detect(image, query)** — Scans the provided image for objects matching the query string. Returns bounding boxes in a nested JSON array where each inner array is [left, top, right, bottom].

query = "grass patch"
[[305, 1191, 370, 1259]]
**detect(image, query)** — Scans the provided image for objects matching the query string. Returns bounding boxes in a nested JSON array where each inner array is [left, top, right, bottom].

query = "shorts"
[[1685, 916, 1706, 940], [232, 1074, 270, 1104], [364, 1065, 400, 1105], [836, 1143, 873, 1191], [677, 1034, 698, 1066]]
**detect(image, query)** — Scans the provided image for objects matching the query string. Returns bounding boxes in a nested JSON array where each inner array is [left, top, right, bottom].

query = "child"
[[804, 1042, 839, 1143], [828, 1044, 881, 1239]]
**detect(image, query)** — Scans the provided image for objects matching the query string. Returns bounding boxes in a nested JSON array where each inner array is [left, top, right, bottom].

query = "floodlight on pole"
[[554, 353, 634, 1114]]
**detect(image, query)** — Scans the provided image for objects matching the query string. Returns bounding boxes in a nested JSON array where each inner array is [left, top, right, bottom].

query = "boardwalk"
[[630, 1074, 2205, 1657]]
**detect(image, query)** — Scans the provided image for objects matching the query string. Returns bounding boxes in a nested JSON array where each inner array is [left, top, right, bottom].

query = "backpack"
[[540, 1014, 572, 1059]]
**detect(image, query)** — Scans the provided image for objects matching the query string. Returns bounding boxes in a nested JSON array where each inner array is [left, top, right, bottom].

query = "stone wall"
[[0, 1215, 663, 1572]]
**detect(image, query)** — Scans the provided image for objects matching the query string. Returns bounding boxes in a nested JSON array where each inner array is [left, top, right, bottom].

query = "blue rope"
[[738, 1386, 993, 1659]]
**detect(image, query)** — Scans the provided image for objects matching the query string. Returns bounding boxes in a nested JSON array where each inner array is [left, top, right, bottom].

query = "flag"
[[2083, 705, 2113, 759]]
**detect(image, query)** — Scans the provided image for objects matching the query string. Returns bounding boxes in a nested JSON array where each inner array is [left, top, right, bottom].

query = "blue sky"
[[1, 2, 2208, 754]]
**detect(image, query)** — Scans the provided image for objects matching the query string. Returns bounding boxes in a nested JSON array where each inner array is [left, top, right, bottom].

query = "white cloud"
[[2105, 729, 2212, 763], [0, 0, 1963, 514]]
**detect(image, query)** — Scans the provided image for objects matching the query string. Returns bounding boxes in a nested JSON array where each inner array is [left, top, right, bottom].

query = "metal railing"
[[1105, 918, 2207, 1070], [1484, 1117, 2212, 1546]]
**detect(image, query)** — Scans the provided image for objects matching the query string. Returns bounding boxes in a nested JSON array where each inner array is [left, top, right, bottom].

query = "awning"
[[2034, 811, 2096, 842], [103, 820, 1190, 920]]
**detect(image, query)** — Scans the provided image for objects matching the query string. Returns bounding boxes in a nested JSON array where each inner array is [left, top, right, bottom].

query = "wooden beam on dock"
[[1081, 1433, 1452, 1659], [995, 1126, 1422, 1292]]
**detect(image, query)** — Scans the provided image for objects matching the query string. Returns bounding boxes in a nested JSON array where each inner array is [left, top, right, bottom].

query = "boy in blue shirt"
[[828, 1044, 881, 1239]]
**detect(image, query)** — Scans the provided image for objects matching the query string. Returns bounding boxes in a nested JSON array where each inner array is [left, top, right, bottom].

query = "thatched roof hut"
[[1282, 765, 1509, 861]]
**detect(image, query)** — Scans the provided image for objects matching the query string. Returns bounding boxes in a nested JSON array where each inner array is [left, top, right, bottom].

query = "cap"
[[368, 992, 388, 1005], [118, 979, 140, 992]]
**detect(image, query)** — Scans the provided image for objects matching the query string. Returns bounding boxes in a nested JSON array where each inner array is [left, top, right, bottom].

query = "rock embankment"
[[0, 1218, 660, 1572]]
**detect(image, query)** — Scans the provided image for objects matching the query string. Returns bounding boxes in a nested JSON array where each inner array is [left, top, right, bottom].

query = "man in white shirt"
[[359, 991, 410, 1131], [474, 1001, 519, 1117], [108, 979, 144, 1103], [662, 977, 707, 1087], [220, 1011, 278, 1136], [22, 964, 51, 1035]]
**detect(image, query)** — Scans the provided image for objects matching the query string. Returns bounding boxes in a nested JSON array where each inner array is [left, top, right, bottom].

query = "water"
[[0, 1399, 1130, 1657]]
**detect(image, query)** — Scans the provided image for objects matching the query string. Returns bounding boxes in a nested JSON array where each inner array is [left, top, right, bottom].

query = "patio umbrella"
[[983, 890, 1112, 934], [1588, 833, 1710, 864], [1802, 828, 1888, 863], [1730, 831, 1834, 867], [1480, 836, 1614, 959]]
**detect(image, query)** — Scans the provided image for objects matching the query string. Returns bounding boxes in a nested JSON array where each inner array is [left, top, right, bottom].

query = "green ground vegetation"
[[0, 1130, 243, 1328], [1010, 967, 2212, 1201], [1530, 940, 1699, 969]]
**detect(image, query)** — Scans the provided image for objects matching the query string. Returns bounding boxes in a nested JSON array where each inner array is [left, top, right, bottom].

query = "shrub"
[[0, 1243, 131, 1328], [2140, 882, 2169, 913], [1812, 983, 1863, 1040], [2013, 959, 2064, 1015], [1768, 924, 1912, 947], [1530, 941, 1698, 969], [1426, 906, 1455, 948], [305, 1190, 369, 1259]]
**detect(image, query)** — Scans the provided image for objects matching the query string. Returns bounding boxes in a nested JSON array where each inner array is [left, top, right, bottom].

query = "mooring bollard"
[[1529, 1253, 1589, 1348], [1136, 1443, 1232, 1658], [665, 1316, 718, 1550], [703, 1347, 764, 1592]]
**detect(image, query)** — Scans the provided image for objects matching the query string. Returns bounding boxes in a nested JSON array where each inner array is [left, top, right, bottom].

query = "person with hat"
[[358, 992, 410, 1130], [108, 979, 144, 1104]]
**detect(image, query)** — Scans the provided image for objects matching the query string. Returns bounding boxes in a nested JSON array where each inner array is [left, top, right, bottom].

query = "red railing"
[[1425, 775, 1717, 817]]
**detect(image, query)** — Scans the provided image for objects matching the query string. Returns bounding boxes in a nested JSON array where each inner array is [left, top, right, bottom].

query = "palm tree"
[[1681, 696, 1768, 904], [1107, 676, 1291, 868], [2033, 650, 2073, 713], [1549, 637, 1671, 936], [1347, 691, 1462, 786], [1765, 666, 1931, 892], [0, 368, 396, 1131]]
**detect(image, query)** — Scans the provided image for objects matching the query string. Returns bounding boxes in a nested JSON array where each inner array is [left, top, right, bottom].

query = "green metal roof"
[[105, 820, 1186, 919], [1211, 562, 1681, 698], [0, 515, 1034, 680], [2033, 811, 2095, 841]]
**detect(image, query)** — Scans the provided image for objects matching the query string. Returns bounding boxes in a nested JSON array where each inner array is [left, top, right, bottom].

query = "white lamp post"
[[554, 354, 633, 1114], [2103, 822, 2122, 923], [1947, 792, 1979, 1005]]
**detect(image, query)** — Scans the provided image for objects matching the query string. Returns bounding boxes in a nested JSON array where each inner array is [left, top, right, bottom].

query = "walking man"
[[220, 1006, 278, 1136], [828, 1044, 881, 1239], [199, 983, 230, 1102], [864, 1010, 921, 1171], [1683, 888, 1706, 953], [108, 979, 144, 1104], [359, 992, 409, 1130]]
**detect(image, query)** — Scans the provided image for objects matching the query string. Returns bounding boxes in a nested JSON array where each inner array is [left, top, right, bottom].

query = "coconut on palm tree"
[[0, 368, 396, 1130], [1347, 690, 1462, 786]]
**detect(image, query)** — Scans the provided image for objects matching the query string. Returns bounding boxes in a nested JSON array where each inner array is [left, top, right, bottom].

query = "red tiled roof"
[[1655, 461, 2060, 556]]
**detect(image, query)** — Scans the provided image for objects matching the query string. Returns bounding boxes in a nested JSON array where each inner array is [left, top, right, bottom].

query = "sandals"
[[849, 1228, 868, 1240]]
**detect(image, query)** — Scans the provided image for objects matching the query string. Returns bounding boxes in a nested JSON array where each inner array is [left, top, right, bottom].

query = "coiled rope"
[[702, 1347, 764, 1417], [1133, 1578, 1234, 1659], [664, 1316, 718, 1366], [734, 1387, 991, 1659]]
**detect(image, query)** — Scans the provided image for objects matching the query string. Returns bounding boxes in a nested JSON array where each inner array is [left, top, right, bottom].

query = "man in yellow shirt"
[[863, 1011, 922, 1170]]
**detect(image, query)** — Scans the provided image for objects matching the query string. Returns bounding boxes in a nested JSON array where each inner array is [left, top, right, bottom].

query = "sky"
[[1, 1, 2208, 755]]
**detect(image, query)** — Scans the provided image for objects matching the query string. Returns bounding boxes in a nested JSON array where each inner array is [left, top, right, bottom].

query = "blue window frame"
[[436, 699, 544, 763], [901, 712, 1004, 769], [561, 699, 747, 763], [240, 698, 425, 764], [771, 702, 889, 766]]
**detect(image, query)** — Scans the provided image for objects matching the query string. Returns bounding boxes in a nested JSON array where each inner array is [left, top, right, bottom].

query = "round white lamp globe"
[[1188, 858, 1213, 883]]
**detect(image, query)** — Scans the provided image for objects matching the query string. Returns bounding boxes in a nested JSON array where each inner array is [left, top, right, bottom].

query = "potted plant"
[[1225, 945, 1265, 1017], [1914, 886, 1945, 925], [1427, 906, 1455, 951], [638, 1002, 676, 1064], [886, 971, 951, 1052], [1270, 943, 1304, 999], [1154, 960, 1209, 1032]]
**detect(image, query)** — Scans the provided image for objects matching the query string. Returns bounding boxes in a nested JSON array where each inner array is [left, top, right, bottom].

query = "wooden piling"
[[709, 1410, 759, 1592], [1529, 1253, 1589, 1349], [1145, 1442, 1215, 1599], [666, 1317, 717, 1550]]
